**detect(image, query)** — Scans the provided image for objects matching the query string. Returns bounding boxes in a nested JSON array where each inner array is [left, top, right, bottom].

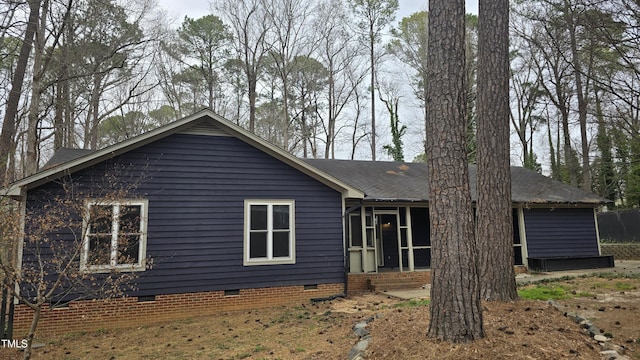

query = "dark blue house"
[[4, 109, 611, 333]]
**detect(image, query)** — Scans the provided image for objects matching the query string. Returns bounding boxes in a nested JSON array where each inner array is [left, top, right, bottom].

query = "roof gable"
[[5, 110, 364, 199]]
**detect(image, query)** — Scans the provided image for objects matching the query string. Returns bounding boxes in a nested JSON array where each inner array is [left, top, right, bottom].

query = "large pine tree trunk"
[[426, 0, 484, 343], [475, 0, 518, 301]]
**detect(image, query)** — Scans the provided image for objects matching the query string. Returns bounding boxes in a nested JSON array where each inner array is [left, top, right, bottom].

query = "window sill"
[[243, 258, 295, 266], [81, 264, 146, 273]]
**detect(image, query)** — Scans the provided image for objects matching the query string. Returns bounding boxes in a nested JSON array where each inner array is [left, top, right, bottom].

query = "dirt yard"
[[1, 274, 638, 360]]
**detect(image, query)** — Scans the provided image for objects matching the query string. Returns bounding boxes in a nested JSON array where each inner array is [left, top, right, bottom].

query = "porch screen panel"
[[513, 210, 523, 265], [349, 214, 363, 247], [410, 208, 431, 268]]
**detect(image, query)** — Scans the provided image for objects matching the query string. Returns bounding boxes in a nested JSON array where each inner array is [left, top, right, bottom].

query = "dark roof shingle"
[[305, 159, 610, 205], [42, 148, 95, 169]]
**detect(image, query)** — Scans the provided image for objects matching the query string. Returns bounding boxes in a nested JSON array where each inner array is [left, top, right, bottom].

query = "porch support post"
[[594, 207, 602, 255], [518, 207, 529, 268], [406, 207, 415, 271], [360, 206, 368, 273]]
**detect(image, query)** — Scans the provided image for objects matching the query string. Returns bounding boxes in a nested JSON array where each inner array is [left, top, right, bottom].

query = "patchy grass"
[[518, 283, 594, 300], [518, 285, 571, 300], [393, 299, 430, 308], [593, 272, 640, 280]]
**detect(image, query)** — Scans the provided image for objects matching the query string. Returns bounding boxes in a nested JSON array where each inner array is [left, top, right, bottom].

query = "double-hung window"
[[244, 200, 295, 265], [82, 200, 148, 272]]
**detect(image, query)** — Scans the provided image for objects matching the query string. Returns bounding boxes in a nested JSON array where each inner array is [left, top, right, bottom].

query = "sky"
[[158, 1, 480, 28]]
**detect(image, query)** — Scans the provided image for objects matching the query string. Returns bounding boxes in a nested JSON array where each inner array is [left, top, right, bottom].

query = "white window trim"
[[244, 199, 296, 266], [81, 199, 148, 273]]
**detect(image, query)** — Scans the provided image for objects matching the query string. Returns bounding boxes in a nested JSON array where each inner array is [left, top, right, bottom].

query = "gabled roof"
[[304, 159, 611, 205], [4, 109, 364, 199]]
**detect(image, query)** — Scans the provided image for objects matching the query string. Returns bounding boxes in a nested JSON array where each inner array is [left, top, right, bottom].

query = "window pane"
[[120, 205, 141, 233], [89, 205, 112, 234], [514, 245, 523, 265], [250, 205, 268, 230], [350, 214, 363, 247], [117, 234, 140, 265], [513, 210, 521, 245], [410, 208, 430, 246], [399, 208, 407, 226], [273, 231, 290, 257], [88, 235, 111, 265], [400, 228, 408, 247], [272, 205, 289, 230], [366, 228, 374, 247], [249, 232, 267, 258], [414, 248, 431, 268]]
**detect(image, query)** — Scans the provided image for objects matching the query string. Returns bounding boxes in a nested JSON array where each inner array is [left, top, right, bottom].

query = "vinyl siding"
[[24, 134, 345, 297], [524, 208, 599, 258]]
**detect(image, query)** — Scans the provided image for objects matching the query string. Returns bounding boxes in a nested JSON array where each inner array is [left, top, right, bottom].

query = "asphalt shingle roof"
[[304, 159, 610, 205], [34, 146, 609, 205], [42, 148, 95, 169]]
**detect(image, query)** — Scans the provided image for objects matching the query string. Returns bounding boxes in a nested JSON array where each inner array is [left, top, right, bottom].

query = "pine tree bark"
[[475, 0, 518, 301], [426, 0, 484, 342]]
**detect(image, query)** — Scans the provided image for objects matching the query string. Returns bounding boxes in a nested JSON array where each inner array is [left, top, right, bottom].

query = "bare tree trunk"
[[475, 0, 517, 302], [25, 0, 51, 176], [23, 305, 42, 360], [562, 0, 591, 191], [548, 118, 559, 178], [369, 31, 376, 161], [217, 0, 268, 134], [0, 0, 41, 184], [426, 0, 484, 343]]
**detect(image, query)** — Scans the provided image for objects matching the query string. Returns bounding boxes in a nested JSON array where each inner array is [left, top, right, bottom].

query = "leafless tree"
[[0, 167, 150, 359]]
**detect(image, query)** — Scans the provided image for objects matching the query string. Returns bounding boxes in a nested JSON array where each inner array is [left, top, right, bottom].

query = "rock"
[[602, 342, 626, 354], [348, 339, 370, 360], [600, 349, 630, 360], [594, 334, 610, 342], [354, 327, 370, 338], [353, 321, 368, 330], [347, 347, 363, 360], [600, 350, 618, 358], [354, 339, 369, 351], [579, 320, 591, 327], [587, 325, 601, 337]]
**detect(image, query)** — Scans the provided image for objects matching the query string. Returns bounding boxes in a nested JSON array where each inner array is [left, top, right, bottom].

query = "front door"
[[377, 213, 399, 269]]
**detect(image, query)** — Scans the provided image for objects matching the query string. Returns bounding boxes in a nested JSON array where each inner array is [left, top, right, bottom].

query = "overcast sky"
[[153, 0, 486, 162], [157, 1, 480, 28]]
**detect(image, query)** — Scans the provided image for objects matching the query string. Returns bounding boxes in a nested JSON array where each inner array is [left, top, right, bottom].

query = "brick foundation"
[[12, 283, 344, 336], [348, 271, 431, 294], [347, 266, 527, 294], [601, 243, 640, 260]]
